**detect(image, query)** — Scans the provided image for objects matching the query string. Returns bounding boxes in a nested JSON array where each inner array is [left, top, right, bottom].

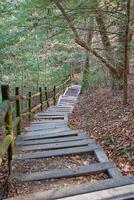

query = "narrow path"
[[7, 85, 134, 200]]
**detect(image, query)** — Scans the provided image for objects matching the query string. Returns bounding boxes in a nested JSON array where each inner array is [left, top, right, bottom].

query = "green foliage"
[[81, 64, 106, 87], [0, 0, 133, 95], [117, 148, 132, 156]]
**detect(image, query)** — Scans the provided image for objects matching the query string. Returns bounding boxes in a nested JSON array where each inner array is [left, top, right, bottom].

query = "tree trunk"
[[82, 20, 93, 91], [123, 0, 131, 106], [95, 7, 121, 94]]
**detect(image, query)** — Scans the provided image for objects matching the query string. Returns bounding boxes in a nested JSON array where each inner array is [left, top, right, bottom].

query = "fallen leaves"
[[69, 74, 134, 176]]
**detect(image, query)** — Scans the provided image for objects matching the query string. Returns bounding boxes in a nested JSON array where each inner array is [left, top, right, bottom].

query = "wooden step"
[[35, 116, 65, 120], [13, 144, 98, 160], [37, 112, 68, 116], [16, 139, 94, 151], [26, 124, 68, 132], [95, 148, 122, 178], [13, 161, 115, 182], [6, 177, 134, 200], [29, 120, 67, 125], [17, 130, 83, 141], [25, 127, 70, 135], [15, 133, 89, 146], [51, 184, 134, 200], [46, 106, 72, 110], [28, 122, 67, 128]]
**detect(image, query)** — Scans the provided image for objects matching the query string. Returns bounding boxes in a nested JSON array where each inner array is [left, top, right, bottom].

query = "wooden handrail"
[[31, 92, 40, 98], [56, 78, 70, 90], [10, 95, 30, 101], [0, 79, 70, 170], [21, 111, 30, 117], [31, 103, 41, 113], [0, 85, 14, 174]]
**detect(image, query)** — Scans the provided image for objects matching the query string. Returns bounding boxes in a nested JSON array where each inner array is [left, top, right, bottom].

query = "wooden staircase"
[[6, 85, 134, 200]]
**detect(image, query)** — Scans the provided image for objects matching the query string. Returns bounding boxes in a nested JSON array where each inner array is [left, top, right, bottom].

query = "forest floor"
[[69, 72, 134, 176], [0, 73, 133, 198]]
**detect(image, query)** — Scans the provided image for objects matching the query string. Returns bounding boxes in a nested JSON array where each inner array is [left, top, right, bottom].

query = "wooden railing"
[[0, 77, 71, 173], [54, 78, 71, 105]]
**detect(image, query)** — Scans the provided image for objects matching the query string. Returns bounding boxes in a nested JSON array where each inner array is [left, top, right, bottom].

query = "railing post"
[[1, 85, 13, 175], [15, 87, 21, 135], [53, 85, 56, 105], [63, 81, 65, 92], [39, 87, 43, 111], [28, 92, 32, 121], [45, 86, 49, 107], [69, 74, 71, 85]]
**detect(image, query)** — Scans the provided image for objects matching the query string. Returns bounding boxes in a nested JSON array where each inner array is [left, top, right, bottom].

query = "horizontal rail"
[[31, 92, 40, 98], [10, 95, 30, 102], [56, 78, 70, 90], [10, 92, 42, 102], [21, 111, 30, 117], [56, 92, 60, 97], [31, 103, 41, 113], [0, 80, 70, 169], [42, 100, 48, 105]]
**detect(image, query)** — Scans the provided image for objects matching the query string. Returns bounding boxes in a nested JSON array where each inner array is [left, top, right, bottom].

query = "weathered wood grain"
[[13, 144, 98, 160], [13, 161, 114, 182], [6, 177, 134, 200], [15, 134, 89, 146], [16, 139, 94, 151], [95, 148, 122, 178], [17, 129, 82, 141]]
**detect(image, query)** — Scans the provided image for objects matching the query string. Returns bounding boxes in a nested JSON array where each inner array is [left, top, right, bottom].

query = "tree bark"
[[123, 0, 131, 106], [82, 20, 93, 90]]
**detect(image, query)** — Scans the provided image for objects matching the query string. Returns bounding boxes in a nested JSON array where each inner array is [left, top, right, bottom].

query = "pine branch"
[[52, 0, 121, 79]]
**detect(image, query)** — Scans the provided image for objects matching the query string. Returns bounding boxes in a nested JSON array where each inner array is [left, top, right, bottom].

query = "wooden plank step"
[[26, 124, 68, 132], [17, 130, 84, 141], [13, 144, 99, 160], [13, 161, 115, 182], [95, 148, 122, 178], [60, 99, 76, 102], [46, 107, 72, 111], [64, 93, 79, 97], [58, 105, 74, 108], [57, 105, 73, 108], [49, 107, 72, 110], [55, 185, 134, 200], [58, 101, 75, 104], [58, 104, 74, 107], [6, 177, 134, 200], [15, 134, 89, 146], [60, 97, 76, 100], [45, 110, 71, 113], [30, 120, 67, 124], [47, 106, 72, 109], [16, 139, 94, 151], [25, 127, 70, 135], [22, 128, 79, 138], [28, 122, 67, 128], [31, 120, 67, 124], [37, 112, 67, 116], [35, 116, 65, 120], [60, 98, 77, 102]]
